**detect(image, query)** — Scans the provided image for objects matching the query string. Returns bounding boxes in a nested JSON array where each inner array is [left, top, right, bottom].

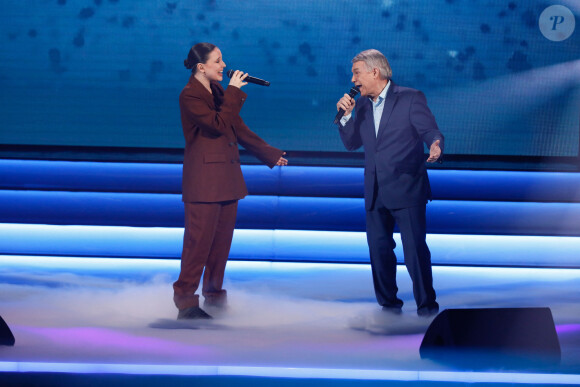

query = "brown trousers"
[[173, 200, 238, 310]]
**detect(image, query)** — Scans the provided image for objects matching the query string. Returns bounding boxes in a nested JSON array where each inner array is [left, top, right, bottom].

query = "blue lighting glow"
[[1, 223, 579, 267], [0, 362, 579, 384]]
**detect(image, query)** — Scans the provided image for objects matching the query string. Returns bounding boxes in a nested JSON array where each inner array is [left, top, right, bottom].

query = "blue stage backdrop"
[[0, 1, 579, 157]]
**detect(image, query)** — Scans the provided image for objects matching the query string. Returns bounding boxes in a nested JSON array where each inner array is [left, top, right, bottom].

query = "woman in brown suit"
[[174, 43, 287, 319]]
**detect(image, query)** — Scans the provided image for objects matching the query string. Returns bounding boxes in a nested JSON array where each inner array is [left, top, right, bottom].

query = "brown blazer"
[[179, 74, 283, 203]]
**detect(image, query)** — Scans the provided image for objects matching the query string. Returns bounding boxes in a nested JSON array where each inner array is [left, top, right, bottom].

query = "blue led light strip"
[[0, 362, 579, 384], [1, 224, 580, 267]]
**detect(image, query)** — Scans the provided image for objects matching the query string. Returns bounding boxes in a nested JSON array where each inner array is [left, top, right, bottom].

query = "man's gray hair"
[[352, 49, 392, 80]]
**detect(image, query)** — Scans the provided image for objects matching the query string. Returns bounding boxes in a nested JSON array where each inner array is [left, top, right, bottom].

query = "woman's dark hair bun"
[[184, 42, 217, 72]]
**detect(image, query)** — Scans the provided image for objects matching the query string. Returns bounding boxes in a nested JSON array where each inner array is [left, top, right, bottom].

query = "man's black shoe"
[[417, 305, 439, 317], [177, 306, 213, 320], [382, 306, 403, 315]]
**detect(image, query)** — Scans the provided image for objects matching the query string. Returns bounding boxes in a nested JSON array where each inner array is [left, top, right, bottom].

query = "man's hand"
[[336, 93, 356, 117], [276, 152, 288, 166], [427, 140, 441, 163]]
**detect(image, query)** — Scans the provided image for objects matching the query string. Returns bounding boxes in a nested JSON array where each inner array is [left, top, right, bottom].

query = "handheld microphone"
[[226, 69, 270, 86], [333, 86, 360, 124]]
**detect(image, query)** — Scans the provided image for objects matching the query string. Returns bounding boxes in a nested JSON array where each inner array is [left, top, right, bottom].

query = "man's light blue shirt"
[[371, 82, 390, 136], [340, 81, 391, 137]]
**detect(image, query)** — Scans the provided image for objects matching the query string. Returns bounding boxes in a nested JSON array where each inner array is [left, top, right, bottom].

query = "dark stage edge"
[[1, 373, 579, 387], [1, 144, 579, 171]]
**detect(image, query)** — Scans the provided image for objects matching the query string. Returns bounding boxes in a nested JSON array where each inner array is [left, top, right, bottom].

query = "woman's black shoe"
[[177, 306, 213, 320]]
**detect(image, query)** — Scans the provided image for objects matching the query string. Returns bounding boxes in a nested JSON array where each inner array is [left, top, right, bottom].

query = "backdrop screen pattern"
[[1, 1, 579, 157]]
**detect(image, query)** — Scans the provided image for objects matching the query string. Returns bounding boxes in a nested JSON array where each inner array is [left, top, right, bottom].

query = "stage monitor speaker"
[[0, 315, 15, 346], [420, 307, 560, 363]]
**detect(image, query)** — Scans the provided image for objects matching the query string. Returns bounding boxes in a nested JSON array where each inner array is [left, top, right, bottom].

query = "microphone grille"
[[226, 69, 234, 78], [349, 86, 360, 97]]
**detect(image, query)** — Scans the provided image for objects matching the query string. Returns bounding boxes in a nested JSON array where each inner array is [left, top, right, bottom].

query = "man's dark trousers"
[[365, 185, 438, 313]]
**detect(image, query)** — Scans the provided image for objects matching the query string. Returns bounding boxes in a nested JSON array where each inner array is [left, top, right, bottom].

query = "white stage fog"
[[1, 256, 580, 382]]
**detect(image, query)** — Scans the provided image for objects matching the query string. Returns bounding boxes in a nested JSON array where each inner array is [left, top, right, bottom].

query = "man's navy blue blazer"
[[338, 82, 444, 210]]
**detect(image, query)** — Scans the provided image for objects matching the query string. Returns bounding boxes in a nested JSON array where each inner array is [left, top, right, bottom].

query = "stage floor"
[[1, 256, 580, 386]]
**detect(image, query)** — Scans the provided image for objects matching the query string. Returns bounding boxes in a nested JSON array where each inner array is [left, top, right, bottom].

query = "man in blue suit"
[[336, 49, 443, 317]]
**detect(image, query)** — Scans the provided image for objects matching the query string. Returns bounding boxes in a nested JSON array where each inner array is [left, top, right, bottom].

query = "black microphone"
[[226, 69, 270, 86], [333, 86, 360, 124]]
